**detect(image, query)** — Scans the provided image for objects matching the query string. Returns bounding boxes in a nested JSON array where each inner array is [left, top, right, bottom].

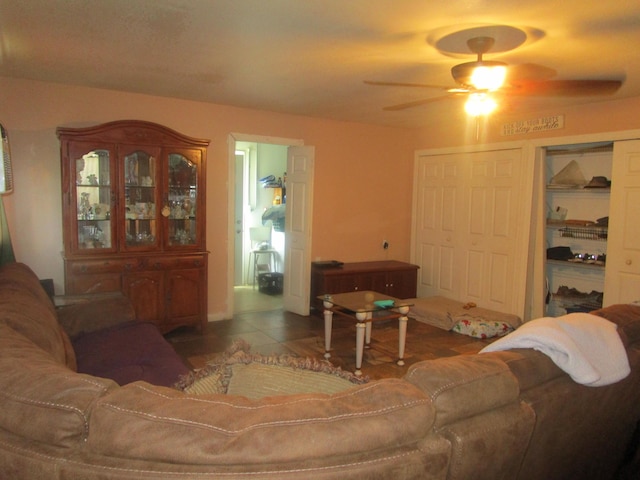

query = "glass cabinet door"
[[165, 152, 199, 247], [74, 148, 114, 251], [123, 148, 160, 250]]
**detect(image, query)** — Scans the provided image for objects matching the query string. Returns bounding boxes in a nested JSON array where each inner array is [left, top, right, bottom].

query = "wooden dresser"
[[310, 260, 419, 310]]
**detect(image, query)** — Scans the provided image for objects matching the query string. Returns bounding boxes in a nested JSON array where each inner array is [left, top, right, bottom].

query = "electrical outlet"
[[382, 240, 389, 250]]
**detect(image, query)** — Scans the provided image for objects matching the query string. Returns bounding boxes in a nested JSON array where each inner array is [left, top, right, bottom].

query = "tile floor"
[[166, 287, 497, 380], [233, 285, 282, 314]]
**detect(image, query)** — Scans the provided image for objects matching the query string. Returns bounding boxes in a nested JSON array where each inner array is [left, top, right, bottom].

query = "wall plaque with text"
[[501, 115, 565, 136]]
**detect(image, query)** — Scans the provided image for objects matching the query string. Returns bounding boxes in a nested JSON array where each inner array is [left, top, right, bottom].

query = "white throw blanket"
[[480, 313, 630, 387]]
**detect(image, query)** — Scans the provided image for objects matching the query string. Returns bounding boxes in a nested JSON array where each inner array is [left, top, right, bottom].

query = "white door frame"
[[226, 133, 305, 319]]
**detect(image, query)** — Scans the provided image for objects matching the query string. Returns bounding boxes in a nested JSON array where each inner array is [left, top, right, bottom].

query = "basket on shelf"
[[558, 226, 607, 241]]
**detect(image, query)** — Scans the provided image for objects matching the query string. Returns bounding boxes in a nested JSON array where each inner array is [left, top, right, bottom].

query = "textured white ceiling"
[[0, 0, 638, 128]]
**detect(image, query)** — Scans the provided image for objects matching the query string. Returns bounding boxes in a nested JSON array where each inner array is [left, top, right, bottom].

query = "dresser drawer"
[[68, 258, 141, 274], [65, 272, 122, 294], [146, 254, 207, 270]]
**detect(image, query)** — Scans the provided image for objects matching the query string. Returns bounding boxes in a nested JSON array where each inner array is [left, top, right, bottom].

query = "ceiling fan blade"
[[509, 79, 622, 96], [364, 80, 450, 90], [507, 63, 557, 81], [383, 94, 456, 111]]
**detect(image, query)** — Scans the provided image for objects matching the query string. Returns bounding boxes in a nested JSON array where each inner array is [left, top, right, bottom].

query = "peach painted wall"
[[0, 77, 415, 320], [2, 76, 639, 320], [413, 96, 640, 148]]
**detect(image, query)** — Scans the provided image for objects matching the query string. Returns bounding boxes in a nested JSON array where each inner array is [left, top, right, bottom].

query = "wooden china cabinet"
[[58, 120, 209, 333]]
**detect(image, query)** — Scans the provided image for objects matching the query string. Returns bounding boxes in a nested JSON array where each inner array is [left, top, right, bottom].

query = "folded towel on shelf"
[[374, 299, 395, 308], [480, 313, 630, 387]]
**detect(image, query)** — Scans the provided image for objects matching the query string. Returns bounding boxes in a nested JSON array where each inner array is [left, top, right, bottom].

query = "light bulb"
[[465, 93, 497, 116], [470, 65, 507, 91]]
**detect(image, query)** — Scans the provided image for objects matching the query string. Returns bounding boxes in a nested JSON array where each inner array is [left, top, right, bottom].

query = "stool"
[[247, 249, 278, 288]]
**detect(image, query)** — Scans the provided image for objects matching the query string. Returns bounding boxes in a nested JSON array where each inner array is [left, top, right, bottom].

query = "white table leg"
[[365, 311, 372, 348], [355, 315, 367, 377], [397, 306, 409, 366], [323, 300, 333, 359]]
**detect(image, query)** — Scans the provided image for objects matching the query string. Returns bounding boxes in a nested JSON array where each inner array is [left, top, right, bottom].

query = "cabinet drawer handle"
[[626, 259, 633, 266]]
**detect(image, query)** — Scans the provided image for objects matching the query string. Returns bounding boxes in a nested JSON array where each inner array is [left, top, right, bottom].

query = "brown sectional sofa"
[[1, 261, 640, 479]]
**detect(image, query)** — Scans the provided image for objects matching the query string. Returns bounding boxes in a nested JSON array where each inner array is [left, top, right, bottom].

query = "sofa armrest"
[[590, 304, 640, 346], [404, 353, 535, 480], [57, 293, 137, 339], [405, 354, 520, 427]]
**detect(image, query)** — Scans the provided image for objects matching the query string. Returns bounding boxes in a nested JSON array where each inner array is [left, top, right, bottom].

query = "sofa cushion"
[[73, 320, 190, 387], [0, 262, 73, 368], [405, 353, 520, 428], [488, 349, 565, 391], [451, 315, 514, 339], [223, 363, 361, 398], [176, 339, 368, 398], [57, 293, 137, 339], [88, 378, 434, 466], [409, 296, 522, 332], [0, 322, 116, 448]]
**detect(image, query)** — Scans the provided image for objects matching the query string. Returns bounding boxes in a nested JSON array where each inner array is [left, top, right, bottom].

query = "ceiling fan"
[[365, 36, 623, 115]]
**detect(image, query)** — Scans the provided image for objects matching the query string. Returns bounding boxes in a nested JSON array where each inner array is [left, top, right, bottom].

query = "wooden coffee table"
[[319, 291, 412, 376]]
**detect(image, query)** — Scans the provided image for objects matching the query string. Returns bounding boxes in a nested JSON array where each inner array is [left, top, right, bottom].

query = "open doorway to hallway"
[[234, 142, 287, 314]]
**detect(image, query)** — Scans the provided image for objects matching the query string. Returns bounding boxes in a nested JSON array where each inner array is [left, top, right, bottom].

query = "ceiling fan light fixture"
[[451, 60, 507, 89], [368, 32, 622, 115], [465, 93, 497, 116], [470, 64, 507, 90]]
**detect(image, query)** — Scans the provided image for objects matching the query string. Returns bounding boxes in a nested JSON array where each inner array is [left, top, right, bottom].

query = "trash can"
[[258, 272, 284, 295]]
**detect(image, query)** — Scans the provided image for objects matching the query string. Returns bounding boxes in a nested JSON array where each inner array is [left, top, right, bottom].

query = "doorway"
[[227, 134, 313, 319], [234, 141, 287, 313]]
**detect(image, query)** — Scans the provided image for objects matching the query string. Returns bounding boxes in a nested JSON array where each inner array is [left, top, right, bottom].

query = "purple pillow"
[[72, 321, 190, 387]]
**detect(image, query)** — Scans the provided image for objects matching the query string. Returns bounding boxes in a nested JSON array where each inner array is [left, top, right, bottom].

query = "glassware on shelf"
[[74, 149, 112, 249], [123, 151, 158, 249], [167, 153, 198, 247]]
